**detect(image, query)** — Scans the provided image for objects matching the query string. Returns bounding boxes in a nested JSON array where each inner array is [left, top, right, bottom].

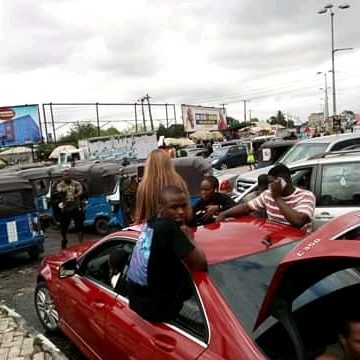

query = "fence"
[[42, 102, 177, 143]]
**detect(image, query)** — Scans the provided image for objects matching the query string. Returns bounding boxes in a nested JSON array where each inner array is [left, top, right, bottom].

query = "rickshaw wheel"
[[95, 217, 110, 236], [28, 246, 42, 260], [35, 282, 59, 333]]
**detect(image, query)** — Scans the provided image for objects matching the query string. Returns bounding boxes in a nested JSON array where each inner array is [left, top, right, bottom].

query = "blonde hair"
[[134, 149, 189, 223]]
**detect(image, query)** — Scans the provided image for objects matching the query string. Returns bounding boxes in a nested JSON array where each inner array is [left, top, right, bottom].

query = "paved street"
[[0, 226, 103, 360]]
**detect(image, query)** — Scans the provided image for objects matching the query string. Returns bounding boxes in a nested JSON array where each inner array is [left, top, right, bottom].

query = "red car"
[[35, 212, 360, 359]]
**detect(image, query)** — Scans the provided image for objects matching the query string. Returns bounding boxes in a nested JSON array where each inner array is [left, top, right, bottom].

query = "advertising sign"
[[182, 105, 227, 132], [0, 105, 41, 146]]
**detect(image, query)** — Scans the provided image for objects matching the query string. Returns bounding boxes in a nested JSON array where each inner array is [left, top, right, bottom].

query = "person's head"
[[109, 249, 128, 276], [134, 149, 188, 223], [200, 176, 219, 201], [338, 304, 360, 360], [268, 164, 292, 194], [257, 174, 269, 193], [62, 170, 72, 184], [159, 186, 188, 225]]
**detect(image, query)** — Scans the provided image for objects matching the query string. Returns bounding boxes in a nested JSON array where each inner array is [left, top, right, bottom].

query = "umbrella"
[[189, 131, 223, 141], [49, 145, 76, 159], [164, 138, 195, 147], [0, 146, 32, 155]]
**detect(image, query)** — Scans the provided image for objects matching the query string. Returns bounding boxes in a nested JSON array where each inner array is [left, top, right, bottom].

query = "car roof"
[[120, 217, 305, 265], [296, 133, 360, 145]]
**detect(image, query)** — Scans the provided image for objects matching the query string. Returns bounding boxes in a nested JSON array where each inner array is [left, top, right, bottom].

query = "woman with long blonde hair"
[[134, 149, 189, 224]]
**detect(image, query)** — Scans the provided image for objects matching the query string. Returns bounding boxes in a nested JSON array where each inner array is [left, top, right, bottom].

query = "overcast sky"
[[0, 0, 359, 133]]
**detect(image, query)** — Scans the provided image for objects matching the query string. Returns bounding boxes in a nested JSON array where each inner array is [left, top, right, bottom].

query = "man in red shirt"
[[216, 164, 316, 230]]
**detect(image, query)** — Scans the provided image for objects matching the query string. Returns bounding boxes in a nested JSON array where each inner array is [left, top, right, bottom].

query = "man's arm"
[[216, 202, 251, 222], [180, 225, 207, 271], [274, 198, 310, 228], [74, 181, 83, 198]]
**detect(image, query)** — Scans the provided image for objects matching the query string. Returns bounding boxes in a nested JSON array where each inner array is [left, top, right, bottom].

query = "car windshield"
[[278, 143, 328, 165], [0, 190, 36, 216], [209, 241, 298, 334], [212, 148, 228, 158]]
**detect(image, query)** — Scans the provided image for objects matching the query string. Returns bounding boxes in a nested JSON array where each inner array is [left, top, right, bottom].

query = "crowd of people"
[[56, 148, 317, 323]]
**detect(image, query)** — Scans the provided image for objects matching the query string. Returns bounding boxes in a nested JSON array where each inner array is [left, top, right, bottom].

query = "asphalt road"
[[0, 226, 104, 360]]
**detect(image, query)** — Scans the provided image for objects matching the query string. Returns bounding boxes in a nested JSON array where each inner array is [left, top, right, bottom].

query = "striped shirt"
[[248, 188, 316, 228]]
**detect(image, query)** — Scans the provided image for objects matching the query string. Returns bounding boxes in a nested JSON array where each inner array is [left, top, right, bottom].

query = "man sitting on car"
[[127, 186, 208, 322], [216, 164, 316, 230]]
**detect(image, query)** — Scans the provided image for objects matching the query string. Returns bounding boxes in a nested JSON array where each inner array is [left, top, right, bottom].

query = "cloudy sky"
[[0, 0, 359, 134]]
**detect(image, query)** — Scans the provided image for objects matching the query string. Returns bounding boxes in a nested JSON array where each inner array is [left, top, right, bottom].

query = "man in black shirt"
[[127, 186, 207, 322], [191, 176, 235, 226]]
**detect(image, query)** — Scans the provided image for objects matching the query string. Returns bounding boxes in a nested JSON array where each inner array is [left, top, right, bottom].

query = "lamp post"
[[318, 3, 351, 116], [317, 71, 330, 125]]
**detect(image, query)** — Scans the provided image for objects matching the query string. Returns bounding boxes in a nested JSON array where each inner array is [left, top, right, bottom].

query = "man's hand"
[[270, 179, 283, 199], [215, 212, 227, 223], [203, 205, 219, 221]]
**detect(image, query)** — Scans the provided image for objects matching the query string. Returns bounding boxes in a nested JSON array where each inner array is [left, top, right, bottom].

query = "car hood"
[[235, 166, 272, 183], [254, 210, 360, 330]]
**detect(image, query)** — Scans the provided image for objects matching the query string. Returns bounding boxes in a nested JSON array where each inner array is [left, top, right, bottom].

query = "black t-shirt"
[[191, 192, 236, 225], [127, 217, 195, 322]]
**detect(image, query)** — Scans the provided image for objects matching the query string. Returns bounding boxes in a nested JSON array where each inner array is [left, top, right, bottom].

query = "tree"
[[268, 111, 289, 127], [226, 116, 240, 128]]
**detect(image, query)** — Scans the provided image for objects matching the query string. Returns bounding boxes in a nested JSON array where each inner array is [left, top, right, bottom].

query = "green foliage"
[[268, 111, 294, 128], [226, 116, 240, 127], [35, 143, 57, 160], [157, 124, 185, 138]]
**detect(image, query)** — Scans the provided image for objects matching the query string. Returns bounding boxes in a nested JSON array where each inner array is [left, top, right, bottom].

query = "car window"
[[330, 138, 360, 151], [291, 167, 314, 190], [279, 143, 328, 165], [81, 240, 134, 292], [319, 162, 360, 206], [169, 268, 208, 343]]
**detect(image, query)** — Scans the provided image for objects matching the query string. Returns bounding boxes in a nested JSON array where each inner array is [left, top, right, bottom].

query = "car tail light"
[[220, 180, 230, 192]]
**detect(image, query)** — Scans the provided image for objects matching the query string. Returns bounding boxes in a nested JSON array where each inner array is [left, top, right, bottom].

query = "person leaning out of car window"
[[127, 186, 207, 323], [190, 176, 235, 226], [316, 303, 360, 360], [216, 164, 316, 230]]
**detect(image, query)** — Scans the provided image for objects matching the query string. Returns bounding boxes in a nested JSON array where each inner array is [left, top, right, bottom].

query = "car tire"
[[220, 163, 228, 170], [28, 245, 43, 260], [95, 217, 110, 235], [34, 282, 59, 333]]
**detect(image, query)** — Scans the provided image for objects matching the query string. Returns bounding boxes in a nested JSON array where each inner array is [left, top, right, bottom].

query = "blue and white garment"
[[127, 224, 154, 286]]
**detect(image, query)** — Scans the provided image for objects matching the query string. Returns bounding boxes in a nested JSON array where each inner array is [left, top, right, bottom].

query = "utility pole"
[[139, 98, 147, 132], [143, 94, 154, 132], [241, 100, 250, 123], [248, 109, 252, 122]]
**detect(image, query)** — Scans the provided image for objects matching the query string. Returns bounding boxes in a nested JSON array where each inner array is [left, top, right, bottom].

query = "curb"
[[0, 305, 68, 360]]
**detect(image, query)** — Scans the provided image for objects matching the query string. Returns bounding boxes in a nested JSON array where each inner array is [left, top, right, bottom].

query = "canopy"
[[49, 145, 77, 159], [0, 175, 32, 192], [0, 146, 32, 155], [173, 157, 212, 195]]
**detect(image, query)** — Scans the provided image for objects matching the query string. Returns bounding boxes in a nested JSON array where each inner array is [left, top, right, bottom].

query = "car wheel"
[[35, 282, 59, 333], [95, 217, 110, 235], [28, 244, 43, 260], [220, 163, 228, 170]]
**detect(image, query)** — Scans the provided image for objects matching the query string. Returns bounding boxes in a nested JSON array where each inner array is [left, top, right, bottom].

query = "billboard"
[[182, 105, 227, 132], [0, 105, 41, 146]]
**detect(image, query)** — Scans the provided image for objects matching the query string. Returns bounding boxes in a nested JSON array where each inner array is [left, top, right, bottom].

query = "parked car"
[[233, 133, 360, 186], [210, 144, 247, 170], [35, 211, 360, 359], [257, 139, 298, 168], [234, 150, 360, 229]]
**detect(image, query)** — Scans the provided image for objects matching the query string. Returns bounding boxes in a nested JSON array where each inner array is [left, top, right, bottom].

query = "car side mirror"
[[59, 258, 77, 278]]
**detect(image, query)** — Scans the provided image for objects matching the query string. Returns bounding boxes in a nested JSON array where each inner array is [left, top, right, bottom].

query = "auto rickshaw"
[[48, 162, 124, 235], [0, 175, 45, 259], [257, 139, 298, 168]]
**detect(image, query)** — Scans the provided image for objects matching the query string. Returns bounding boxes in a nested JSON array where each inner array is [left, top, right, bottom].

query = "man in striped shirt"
[[216, 164, 316, 229]]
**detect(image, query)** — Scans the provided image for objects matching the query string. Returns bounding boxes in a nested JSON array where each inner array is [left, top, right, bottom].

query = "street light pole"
[[318, 3, 351, 117]]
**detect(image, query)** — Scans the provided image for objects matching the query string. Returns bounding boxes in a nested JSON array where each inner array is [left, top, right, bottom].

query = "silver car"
[[234, 151, 360, 229]]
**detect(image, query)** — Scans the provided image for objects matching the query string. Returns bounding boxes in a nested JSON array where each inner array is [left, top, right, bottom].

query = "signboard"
[[0, 105, 41, 146], [182, 105, 227, 132]]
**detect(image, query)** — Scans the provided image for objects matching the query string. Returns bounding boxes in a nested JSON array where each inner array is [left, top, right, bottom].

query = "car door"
[[59, 241, 126, 359], [314, 161, 360, 229], [105, 262, 208, 359]]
